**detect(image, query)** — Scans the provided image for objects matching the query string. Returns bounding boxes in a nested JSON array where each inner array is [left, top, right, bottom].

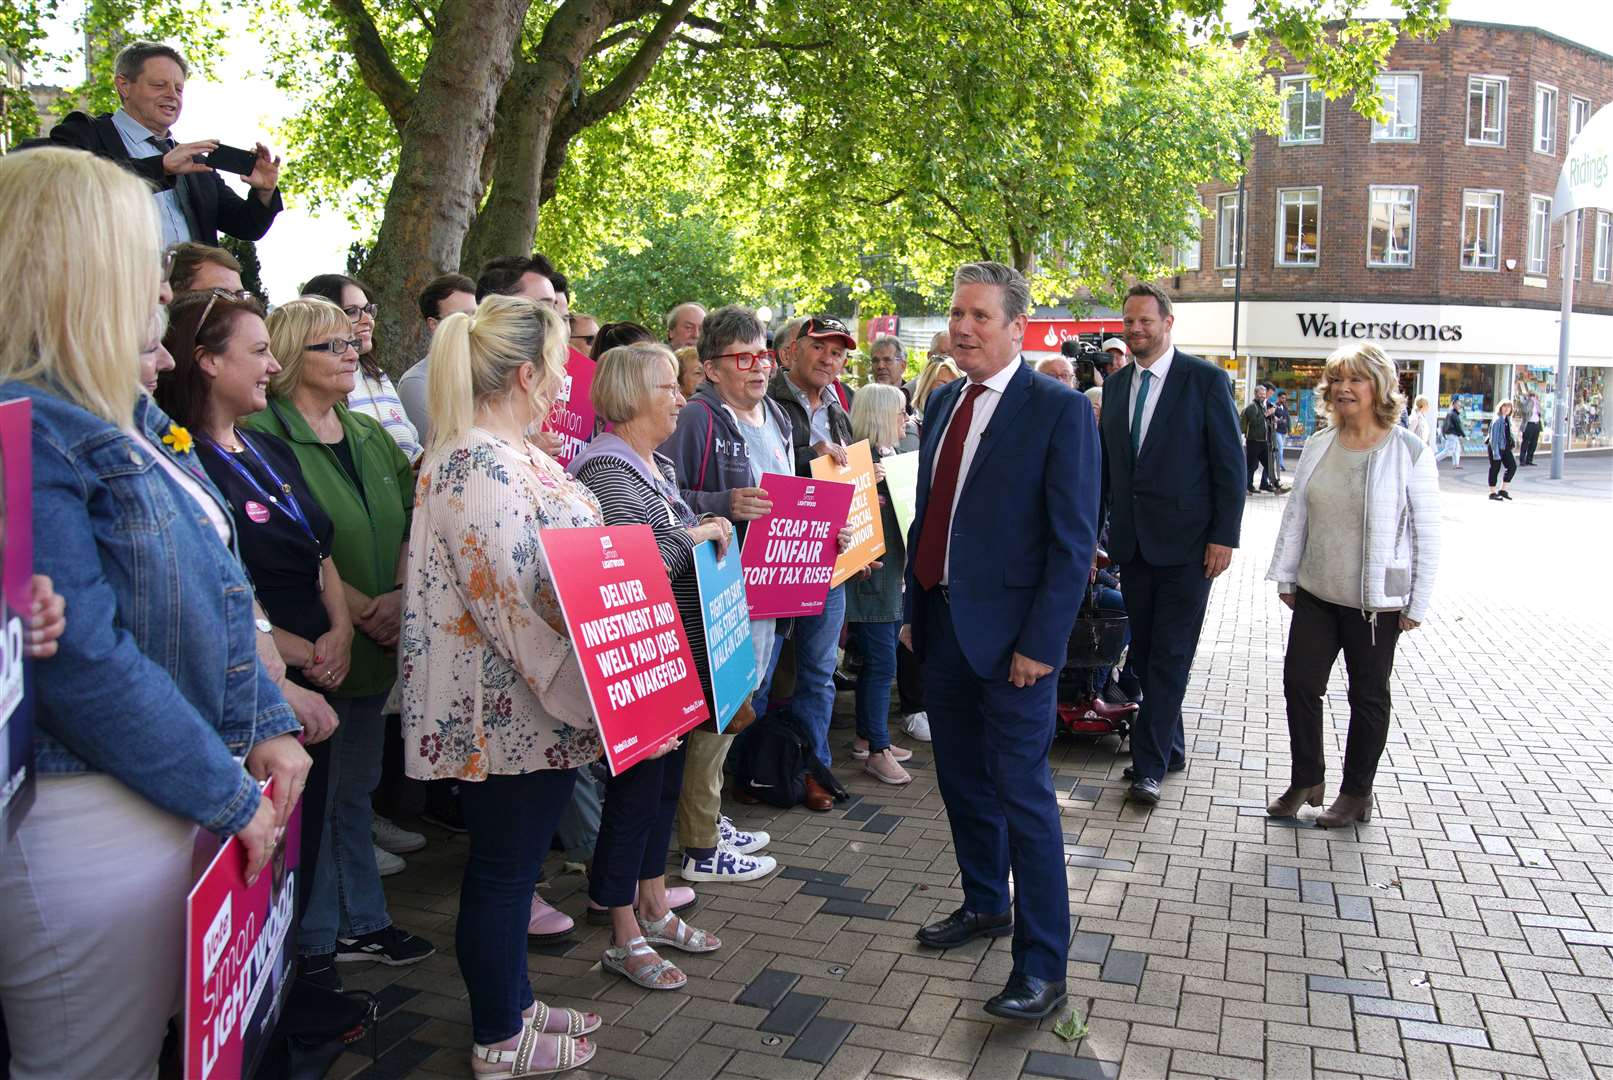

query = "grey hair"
[[870, 333, 905, 362], [776, 316, 807, 352], [697, 304, 764, 364], [114, 41, 190, 83], [952, 261, 1031, 322], [664, 301, 705, 337]]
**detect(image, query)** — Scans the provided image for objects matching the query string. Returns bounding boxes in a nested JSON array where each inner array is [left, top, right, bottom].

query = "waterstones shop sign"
[[1296, 313, 1463, 343]]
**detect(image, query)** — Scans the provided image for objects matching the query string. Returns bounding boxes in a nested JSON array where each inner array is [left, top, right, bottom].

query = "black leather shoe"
[[984, 975, 1068, 1020], [1123, 762, 1184, 780], [916, 907, 1012, 949], [1128, 777, 1161, 805]]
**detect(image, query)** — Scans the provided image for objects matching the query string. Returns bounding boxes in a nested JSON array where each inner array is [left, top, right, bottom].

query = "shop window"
[[1371, 74, 1420, 142], [1257, 358, 1328, 442], [1440, 363, 1504, 454], [1216, 192, 1245, 268], [1572, 368, 1606, 448], [1461, 190, 1502, 271], [1277, 187, 1320, 267], [1527, 195, 1552, 275], [1368, 186, 1416, 267], [1595, 211, 1612, 284], [1534, 84, 1558, 155], [1281, 75, 1324, 144], [1571, 97, 1592, 143], [1466, 76, 1507, 146]]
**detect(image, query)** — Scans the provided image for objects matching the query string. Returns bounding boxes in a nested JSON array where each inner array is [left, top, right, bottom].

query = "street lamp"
[[756, 305, 774, 324]]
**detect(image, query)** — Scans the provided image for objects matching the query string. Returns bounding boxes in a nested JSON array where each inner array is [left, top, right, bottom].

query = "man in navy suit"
[[900, 262, 1101, 1020], [1099, 283, 1245, 806]]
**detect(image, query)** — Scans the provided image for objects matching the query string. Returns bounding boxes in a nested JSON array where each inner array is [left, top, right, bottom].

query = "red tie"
[[914, 384, 987, 590]]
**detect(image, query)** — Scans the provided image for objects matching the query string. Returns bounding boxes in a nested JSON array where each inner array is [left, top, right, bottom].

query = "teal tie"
[[1130, 368, 1153, 458]]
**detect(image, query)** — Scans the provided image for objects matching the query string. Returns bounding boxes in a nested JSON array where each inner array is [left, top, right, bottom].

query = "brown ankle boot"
[[1316, 792, 1373, 828], [1266, 783, 1324, 818]]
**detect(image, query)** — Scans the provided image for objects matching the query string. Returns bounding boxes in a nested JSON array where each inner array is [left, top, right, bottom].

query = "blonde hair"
[[1414, 395, 1429, 411], [850, 383, 906, 448], [426, 294, 567, 451], [912, 357, 962, 416], [0, 148, 159, 423], [593, 343, 676, 424], [1084, 385, 1104, 412], [1496, 398, 1514, 416], [1317, 343, 1404, 430], [674, 345, 703, 397], [265, 297, 352, 399]]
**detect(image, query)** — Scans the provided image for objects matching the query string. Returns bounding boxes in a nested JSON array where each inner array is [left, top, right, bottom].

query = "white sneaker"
[[680, 847, 777, 883], [903, 712, 932, 742], [373, 844, 406, 877], [372, 814, 427, 854], [718, 815, 770, 855]]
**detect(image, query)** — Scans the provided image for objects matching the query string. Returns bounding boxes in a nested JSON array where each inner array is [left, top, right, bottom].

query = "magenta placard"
[[738, 472, 854, 619], [0, 398, 33, 844], [542, 348, 599, 467]]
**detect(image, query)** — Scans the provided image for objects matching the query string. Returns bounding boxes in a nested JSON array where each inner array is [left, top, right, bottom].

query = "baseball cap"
[[799, 315, 856, 349], [1101, 337, 1126, 353]]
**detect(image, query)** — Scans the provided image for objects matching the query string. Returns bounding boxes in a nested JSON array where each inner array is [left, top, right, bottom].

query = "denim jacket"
[[4, 381, 298, 836]]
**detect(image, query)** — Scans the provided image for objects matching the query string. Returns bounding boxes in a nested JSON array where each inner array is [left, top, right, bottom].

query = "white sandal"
[[525, 1000, 600, 1037], [471, 1024, 594, 1077], [602, 935, 687, 990], [638, 910, 722, 953]]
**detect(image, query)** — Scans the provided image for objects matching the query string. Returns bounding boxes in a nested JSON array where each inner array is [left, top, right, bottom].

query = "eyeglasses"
[[571, 333, 596, 348], [306, 338, 361, 355], [160, 247, 176, 281], [711, 350, 776, 371], [196, 286, 254, 335], [654, 382, 681, 398], [342, 303, 378, 320]]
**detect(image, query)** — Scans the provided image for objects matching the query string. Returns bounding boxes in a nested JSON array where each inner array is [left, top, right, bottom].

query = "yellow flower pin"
[[162, 424, 194, 455]]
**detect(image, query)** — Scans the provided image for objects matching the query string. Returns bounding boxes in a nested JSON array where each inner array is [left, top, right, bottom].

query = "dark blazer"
[[44, 112, 283, 246], [902, 362, 1101, 679], [1099, 350, 1245, 567]]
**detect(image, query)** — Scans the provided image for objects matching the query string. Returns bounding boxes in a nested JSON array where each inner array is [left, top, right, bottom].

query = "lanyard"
[[205, 431, 321, 552]]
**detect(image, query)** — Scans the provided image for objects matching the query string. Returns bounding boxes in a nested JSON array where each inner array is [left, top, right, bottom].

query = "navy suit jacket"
[[902, 361, 1102, 680], [1099, 350, 1245, 567]]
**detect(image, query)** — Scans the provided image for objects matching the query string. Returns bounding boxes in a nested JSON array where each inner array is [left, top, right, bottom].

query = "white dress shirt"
[[1127, 345, 1175, 453], [931, 356, 1021, 583]]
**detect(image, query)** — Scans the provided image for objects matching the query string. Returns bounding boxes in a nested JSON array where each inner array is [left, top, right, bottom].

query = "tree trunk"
[[359, 0, 533, 375]]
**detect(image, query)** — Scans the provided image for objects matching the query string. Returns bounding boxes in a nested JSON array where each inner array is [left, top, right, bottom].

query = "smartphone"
[[196, 143, 259, 175]]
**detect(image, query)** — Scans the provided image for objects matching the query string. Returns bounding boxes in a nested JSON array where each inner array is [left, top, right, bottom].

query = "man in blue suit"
[[1099, 283, 1245, 806], [900, 261, 1101, 1020]]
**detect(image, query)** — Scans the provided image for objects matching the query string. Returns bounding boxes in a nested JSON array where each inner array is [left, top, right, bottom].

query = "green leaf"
[[1053, 1009, 1089, 1043]]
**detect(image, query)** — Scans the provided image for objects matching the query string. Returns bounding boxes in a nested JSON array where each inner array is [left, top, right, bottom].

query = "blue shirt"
[[111, 107, 192, 248]]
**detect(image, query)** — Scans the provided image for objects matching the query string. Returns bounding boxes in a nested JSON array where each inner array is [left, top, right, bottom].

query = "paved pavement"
[[330, 452, 1613, 1080]]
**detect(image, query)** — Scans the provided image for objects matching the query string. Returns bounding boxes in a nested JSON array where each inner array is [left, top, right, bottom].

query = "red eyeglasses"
[[710, 349, 777, 371]]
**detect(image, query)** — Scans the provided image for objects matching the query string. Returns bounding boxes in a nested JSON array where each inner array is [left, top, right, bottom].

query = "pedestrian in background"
[[1488, 399, 1518, 501], [1435, 400, 1465, 468], [1519, 390, 1542, 466], [1407, 395, 1433, 445], [1272, 390, 1291, 479], [1266, 343, 1439, 829]]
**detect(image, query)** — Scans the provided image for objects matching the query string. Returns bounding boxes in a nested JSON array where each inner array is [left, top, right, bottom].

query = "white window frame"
[[1461, 189, 1503, 271], [1275, 186, 1321, 268], [1527, 194, 1552, 275], [1371, 73, 1421, 142], [1594, 210, 1612, 284], [1367, 185, 1417, 268], [1466, 75, 1508, 147], [1571, 96, 1592, 143], [1174, 205, 1202, 271], [1280, 75, 1325, 145], [1216, 192, 1246, 268], [1534, 83, 1558, 155]]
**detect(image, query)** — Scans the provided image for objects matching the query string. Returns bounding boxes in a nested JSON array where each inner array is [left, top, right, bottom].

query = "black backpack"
[[730, 711, 847, 808]]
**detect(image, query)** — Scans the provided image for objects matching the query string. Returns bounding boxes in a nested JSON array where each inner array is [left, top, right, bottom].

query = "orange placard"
[[810, 439, 885, 588]]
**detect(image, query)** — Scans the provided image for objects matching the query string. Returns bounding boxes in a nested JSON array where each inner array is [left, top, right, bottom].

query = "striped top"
[[348, 370, 423, 462]]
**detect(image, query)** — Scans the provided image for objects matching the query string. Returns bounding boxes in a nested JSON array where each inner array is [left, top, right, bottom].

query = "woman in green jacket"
[[249, 297, 435, 988]]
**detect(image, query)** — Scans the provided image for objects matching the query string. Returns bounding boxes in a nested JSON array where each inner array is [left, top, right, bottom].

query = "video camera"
[[1060, 338, 1109, 390]]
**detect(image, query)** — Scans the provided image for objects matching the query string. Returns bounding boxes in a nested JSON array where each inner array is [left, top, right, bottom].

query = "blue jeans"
[[752, 586, 845, 768], [848, 620, 899, 751], [1273, 432, 1287, 476], [299, 693, 391, 956], [457, 769, 578, 1045]]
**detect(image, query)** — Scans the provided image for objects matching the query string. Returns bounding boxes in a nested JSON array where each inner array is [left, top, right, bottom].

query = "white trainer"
[[373, 844, 406, 877], [718, 815, 770, 855], [680, 847, 777, 883], [902, 711, 932, 742], [372, 814, 427, 854]]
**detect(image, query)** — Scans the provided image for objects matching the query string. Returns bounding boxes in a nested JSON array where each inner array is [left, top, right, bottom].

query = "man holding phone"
[[42, 41, 283, 247]]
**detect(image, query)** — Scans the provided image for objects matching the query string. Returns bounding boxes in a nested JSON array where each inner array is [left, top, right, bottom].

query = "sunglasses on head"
[[195, 287, 255, 335]]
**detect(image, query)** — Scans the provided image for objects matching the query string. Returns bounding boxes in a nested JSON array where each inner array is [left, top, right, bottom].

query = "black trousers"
[[1245, 439, 1271, 489], [1520, 422, 1541, 464], [1283, 588, 1402, 796], [1488, 449, 1517, 487], [1120, 557, 1214, 781], [587, 742, 688, 908]]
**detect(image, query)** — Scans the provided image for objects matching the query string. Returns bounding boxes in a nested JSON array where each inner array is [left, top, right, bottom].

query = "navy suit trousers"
[[1120, 558, 1214, 782], [923, 594, 1068, 981]]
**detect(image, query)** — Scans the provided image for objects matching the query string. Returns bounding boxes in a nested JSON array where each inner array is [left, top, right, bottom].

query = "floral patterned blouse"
[[401, 427, 604, 781]]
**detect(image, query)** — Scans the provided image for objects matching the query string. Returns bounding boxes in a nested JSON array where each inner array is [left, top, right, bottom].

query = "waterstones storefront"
[[1169, 301, 1613, 451]]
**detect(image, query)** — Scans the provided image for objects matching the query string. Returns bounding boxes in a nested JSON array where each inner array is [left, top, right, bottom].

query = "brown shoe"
[[802, 775, 834, 812], [1266, 783, 1325, 818], [1316, 792, 1373, 828], [725, 701, 757, 736]]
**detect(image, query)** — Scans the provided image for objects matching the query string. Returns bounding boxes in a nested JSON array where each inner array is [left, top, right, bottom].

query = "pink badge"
[[244, 500, 271, 524]]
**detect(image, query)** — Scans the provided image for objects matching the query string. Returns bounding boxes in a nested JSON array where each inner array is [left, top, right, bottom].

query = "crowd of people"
[[0, 37, 1448, 1080]]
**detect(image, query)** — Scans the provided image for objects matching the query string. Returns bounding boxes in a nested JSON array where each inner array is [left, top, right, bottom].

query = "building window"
[[1276, 187, 1320, 267], [1280, 75, 1324, 144], [1172, 206, 1202, 271], [1596, 211, 1612, 283], [1571, 97, 1592, 143], [1216, 192, 1245, 268], [1527, 195, 1552, 275], [1371, 74, 1420, 141], [1461, 190, 1502, 270], [1368, 186, 1416, 267], [1467, 76, 1507, 146], [1534, 84, 1558, 155]]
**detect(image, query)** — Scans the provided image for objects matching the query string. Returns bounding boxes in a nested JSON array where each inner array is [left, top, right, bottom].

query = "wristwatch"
[[255, 617, 273, 634]]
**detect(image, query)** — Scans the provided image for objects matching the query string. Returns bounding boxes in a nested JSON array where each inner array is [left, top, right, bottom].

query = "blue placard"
[[694, 540, 757, 732]]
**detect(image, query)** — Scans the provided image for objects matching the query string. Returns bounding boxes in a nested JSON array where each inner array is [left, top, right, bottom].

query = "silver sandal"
[[526, 1000, 600, 1037], [638, 910, 722, 954], [470, 1024, 594, 1077], [601, 935, 687, 990]]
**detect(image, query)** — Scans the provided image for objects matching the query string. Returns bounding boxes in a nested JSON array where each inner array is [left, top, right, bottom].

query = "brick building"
[[1163, 19, 1613, 451]]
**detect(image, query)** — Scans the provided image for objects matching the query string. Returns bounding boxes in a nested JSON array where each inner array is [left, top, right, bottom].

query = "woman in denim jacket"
[[0, 148, 309, 1080]]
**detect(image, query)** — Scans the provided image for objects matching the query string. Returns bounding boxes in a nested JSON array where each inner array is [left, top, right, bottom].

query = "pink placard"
[[542, 348, 599, 467], [739, 472, 854, 619]]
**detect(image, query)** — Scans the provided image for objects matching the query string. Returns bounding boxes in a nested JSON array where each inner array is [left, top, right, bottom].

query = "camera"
[[1061, 338, 1108, 390]]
